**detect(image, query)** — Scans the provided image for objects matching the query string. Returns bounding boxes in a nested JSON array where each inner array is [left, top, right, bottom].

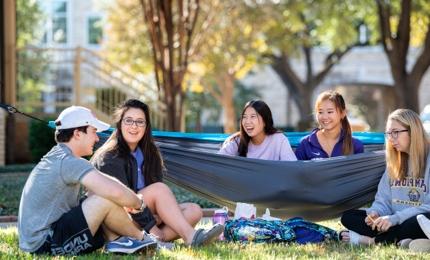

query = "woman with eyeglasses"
[[339, 109, 430, 246], [218, 99, 296, 161], [295, 90, 364, 160], [91, 99, 224, 246]]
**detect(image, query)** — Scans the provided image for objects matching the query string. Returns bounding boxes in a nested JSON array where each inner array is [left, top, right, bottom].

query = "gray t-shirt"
[[18, 143, 94, 252]]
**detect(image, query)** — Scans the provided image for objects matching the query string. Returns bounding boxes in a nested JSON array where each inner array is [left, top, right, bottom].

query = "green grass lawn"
[[1, 223, 429, 259], [1, 167, 429, 259]]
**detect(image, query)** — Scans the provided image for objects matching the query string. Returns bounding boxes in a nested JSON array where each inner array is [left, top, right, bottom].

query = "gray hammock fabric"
[[155, 138, 386, 221], [5, 112, 386, 221]]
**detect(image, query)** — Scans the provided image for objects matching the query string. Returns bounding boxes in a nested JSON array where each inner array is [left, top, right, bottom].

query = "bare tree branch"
[[206, 79, 223, 104], [410, 22, 430, 88], [270, 53, 305, 104], [396, 0, 411, 67], [140, 0, 161, 92], [140, 0, 201, 130], [314, 46, 353, 86], [376, 0, 393, 53], [189, 1, 223, 58]]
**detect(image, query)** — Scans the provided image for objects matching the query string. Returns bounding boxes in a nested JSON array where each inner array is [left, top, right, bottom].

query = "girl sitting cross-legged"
[[340, 109, 430, 246], [91, 99, 223, 246]]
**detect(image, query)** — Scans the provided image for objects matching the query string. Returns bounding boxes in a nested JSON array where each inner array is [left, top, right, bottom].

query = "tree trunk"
[[271, 45, 352, 131], [140, 0, 200, 131], [271, 54, 315, 131], [223, 100, 236, 133], [392, 77, 419, 112], [298, 89, 314, 130], [215, 73, 237, 133], [163, 83, 184, 131], [387, 51, 421, 112], [164, 91, 176, 131], [376, 0, 430, 113]]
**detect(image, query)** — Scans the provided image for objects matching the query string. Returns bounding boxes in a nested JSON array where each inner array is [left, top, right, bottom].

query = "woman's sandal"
[[190, 224, 225, 247]]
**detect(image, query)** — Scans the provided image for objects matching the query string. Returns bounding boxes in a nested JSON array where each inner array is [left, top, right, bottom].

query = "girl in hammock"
[[91, 99, 223, 246], [218, 99, 297, 161], [340, 108, 430, 246], [295, 90, 364, 160]]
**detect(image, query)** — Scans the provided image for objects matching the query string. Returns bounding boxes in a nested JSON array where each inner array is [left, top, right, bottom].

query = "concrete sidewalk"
[[0, 222, 16, 228], [0, 216, 17, 229]]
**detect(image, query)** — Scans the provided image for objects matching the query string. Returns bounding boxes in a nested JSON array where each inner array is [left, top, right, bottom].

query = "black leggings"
[[341, 209, 430, 244]]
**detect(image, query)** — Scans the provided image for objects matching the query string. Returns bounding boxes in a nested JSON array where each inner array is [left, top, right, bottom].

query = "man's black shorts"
[[35, 202, 104, 255], [131, 207, 157, 232]]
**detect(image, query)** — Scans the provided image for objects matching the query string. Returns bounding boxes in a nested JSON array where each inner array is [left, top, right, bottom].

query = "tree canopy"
[[16, 0, 43, 48], [371, 0, 430, 112], [104, 0, 430, 131], [246, 0, 368, 129], [189, 2, 265, 133]]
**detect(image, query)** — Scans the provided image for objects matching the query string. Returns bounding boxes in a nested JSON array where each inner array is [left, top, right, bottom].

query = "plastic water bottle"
[[212, 207, 229, 240]]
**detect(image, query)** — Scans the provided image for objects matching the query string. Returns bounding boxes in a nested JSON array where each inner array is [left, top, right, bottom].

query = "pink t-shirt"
[[218, 132, 297, 161]]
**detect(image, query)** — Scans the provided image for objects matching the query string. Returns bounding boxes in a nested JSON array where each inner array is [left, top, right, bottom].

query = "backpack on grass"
[[224, 217, 337, 244], [285, 217, 338, 244], [224, 218, 295, 243]]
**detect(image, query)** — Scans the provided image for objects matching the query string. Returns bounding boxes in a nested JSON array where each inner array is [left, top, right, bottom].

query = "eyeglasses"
[[384, 129, 408, 139], [122, 118, 146, 128]]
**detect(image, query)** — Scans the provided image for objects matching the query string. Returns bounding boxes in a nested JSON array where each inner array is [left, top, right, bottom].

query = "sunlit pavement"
[[0, 222, 16, 228]]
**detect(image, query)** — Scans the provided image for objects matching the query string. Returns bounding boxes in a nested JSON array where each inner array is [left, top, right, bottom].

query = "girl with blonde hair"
[[340, 109, 430, 246]]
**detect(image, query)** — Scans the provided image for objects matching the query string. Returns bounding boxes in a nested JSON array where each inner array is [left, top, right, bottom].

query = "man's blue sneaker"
[[105, 236, 157, 254]]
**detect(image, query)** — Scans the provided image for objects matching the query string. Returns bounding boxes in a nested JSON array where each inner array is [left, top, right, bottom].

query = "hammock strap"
[[0, 103, 49, 124]]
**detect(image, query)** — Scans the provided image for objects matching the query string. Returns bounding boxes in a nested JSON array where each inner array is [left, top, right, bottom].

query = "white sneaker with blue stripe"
[[105, 235, 157, 254]]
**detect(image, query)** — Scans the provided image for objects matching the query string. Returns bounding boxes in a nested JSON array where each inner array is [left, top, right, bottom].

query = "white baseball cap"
[[55, 106, 110, 132]]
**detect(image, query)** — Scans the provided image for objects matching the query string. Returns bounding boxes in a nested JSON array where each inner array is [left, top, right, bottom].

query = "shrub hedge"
[[28, 119, 56, 162]]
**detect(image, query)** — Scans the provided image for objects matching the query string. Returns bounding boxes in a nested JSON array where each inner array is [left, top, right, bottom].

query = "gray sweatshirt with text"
[[366, 153, 430, 225]]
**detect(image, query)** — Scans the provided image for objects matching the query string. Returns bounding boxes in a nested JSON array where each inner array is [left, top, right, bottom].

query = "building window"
[[88, 16, 103, 45], [357, 23, 369, 46], [40, 0, 69, 45], [52, 17, 67, 43]]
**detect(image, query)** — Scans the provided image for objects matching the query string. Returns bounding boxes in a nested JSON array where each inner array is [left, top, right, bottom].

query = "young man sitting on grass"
[[18, 106, 224, 256], [18, 106, 159, 255]]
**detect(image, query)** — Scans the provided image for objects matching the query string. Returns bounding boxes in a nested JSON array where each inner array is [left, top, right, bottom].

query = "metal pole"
[[4, 0, 16, 164], [73, 46, 82, 105]]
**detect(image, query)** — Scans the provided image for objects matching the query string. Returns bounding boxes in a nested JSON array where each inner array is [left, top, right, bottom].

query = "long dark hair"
[[314, 90, 353, 155], [93, 99, 163, 184], [234, 100, 279, 157]]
